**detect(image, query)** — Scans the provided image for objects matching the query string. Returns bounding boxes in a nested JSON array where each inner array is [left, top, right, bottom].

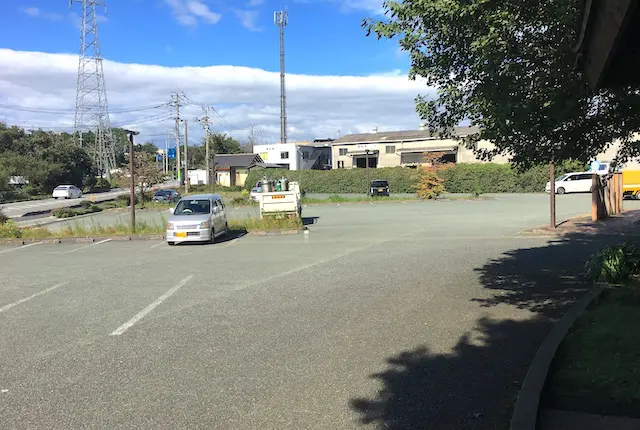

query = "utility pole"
[[183, 119, 189, 194], [170, 91, 183, 186], [124, 129, 139, 233], [274, 9, 288, 144], [365, 149, 370, 197], [199, 106, 215, 193]]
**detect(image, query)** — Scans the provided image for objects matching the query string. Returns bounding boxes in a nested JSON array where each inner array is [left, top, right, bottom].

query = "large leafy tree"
[[207, 132, 243, 154], [0, 123, 95, 196], [364, 1, 640, 167]]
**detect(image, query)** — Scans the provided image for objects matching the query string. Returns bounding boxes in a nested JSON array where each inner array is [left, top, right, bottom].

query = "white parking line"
[[110, 275, 194, 336], [0, 242, 43, 255], [0, 282, 68, 314], [149, 241, 166, 249], [63, 238, 112, 254]]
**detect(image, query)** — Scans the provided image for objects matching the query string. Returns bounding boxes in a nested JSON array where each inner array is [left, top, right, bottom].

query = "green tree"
[[208, 132, 243, 154], [364, 1, 640, 225]]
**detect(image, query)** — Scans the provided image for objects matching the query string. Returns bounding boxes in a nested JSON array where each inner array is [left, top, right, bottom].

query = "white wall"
[[254, 143, 317, 170]]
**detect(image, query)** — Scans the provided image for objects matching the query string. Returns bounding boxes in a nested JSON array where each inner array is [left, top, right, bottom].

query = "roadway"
[[1, 181, 179, 219], [0, 194, 634, 429]]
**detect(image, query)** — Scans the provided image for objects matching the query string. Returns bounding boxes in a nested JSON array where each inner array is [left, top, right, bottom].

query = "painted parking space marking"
[[62, 238, 112, 254], [0, 282, 68, 314], [0, 242, 43, 255], [110, 275, 194, 336]]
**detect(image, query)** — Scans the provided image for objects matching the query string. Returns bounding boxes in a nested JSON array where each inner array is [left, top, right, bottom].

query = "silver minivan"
[[165, 194, 228, 245]]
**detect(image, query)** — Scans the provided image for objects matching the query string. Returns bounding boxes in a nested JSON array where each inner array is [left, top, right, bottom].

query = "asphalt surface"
[[1, 194, 635, 430], [0, 189, 128, 219]]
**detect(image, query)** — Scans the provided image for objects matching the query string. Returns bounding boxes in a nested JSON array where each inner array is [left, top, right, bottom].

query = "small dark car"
[[153, 189, 181, 203], [370, 180, 390, 197]]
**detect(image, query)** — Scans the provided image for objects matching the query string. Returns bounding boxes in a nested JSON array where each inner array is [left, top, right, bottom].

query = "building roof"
[[214, 153, 263, 169], [331, 126, 480, 145]]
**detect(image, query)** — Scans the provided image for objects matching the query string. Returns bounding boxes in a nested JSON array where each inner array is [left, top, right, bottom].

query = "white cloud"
[[165, 0, 221, 26], [235, 9, 260, 31], [0, 49, 433, 145], [21, 6, 63, 21]]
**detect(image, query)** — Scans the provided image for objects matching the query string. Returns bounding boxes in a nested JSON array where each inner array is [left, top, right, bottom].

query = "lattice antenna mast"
[[70, 0, 117, 179], [274, 8, 288, 144]]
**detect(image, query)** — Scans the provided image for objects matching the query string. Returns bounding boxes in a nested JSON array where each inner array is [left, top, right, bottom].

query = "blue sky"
[[0, 0, 406, 76], [0, 0, 427, 144]]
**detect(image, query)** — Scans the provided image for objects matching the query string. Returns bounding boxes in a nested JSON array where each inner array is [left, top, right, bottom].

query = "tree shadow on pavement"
[[350, 232, 633, 430]]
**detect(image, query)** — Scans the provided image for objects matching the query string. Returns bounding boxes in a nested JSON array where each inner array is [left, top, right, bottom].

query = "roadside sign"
[[167, 148, 177, 159]]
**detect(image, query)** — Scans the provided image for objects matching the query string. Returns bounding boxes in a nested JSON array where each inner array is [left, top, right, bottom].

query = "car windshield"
[[155, 191, 170, 196], [371, 181, 388, 187], [174, 199, 211, 215], [556, 174, 569, 182]]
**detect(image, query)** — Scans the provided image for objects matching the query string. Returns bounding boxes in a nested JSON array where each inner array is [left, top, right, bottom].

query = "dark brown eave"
[[576, 0, 640, 89]]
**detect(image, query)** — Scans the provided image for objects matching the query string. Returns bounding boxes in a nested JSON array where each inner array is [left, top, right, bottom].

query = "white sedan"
[[52, 185, 83, 199]]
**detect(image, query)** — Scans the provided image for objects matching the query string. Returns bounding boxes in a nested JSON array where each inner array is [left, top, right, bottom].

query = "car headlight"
[[199, 220, 210, 229], [166, 222, 175, 230]]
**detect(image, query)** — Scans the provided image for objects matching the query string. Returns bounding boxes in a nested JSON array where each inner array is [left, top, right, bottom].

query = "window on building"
[[385, 145, 395, 154], [339, 148, 348, 156], [280, 151, 289, 159], [302, 151, 309, 160], [338, 161, 345, 168]]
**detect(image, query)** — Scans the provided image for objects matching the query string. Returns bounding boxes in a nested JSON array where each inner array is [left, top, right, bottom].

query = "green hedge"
[[245, 167, 417, 193], [245, 161, 587, 194]]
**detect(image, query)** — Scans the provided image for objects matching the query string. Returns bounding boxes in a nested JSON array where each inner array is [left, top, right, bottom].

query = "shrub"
[[245, 167, 417, 194], [0, 220, 21, 238], [585, 242, 640, 285], [52, 208, 76, 218], [117, 194, 138, 205], [415, 167, 445, 199], [0, 210, 8, 224]]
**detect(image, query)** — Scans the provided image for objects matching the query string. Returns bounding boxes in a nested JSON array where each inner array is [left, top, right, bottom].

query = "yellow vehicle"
[[622, 170, 640, 199]]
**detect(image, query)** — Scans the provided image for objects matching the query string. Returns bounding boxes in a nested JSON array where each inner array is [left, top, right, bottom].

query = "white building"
[[253, 141, 332, 170]]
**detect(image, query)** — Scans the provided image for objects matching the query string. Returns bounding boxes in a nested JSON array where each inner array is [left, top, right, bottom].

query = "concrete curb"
[[247, 229, 301, 236], [0, 234, 167, 244], [510, 287, 603, 430], [0, 229, 300, 244]]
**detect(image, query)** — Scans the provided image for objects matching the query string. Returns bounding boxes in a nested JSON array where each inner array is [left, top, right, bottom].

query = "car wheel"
[[635, 191, 640, 200], [167, 241, 175, 246], [223, 222, 229, 236], [556, 187, 566, 195], [207, 228, 216, 244]]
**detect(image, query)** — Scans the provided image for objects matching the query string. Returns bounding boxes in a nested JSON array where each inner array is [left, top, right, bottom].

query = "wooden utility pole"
[[184, 119, 189, 194], [125, 129, 139, 233], [549, 161, 556, 228]]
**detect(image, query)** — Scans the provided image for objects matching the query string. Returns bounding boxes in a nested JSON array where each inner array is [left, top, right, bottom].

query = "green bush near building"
[[245, 161, 587, 194]]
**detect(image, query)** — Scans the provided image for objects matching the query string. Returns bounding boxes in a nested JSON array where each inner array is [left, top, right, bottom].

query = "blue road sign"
[[167, 148, 176, 159]]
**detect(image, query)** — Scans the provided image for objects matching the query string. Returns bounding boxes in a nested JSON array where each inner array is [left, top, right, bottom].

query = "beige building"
[[331, 126, 510, 169]]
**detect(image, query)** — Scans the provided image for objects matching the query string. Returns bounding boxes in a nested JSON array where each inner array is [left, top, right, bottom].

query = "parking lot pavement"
[[0, 193, 635, 429]]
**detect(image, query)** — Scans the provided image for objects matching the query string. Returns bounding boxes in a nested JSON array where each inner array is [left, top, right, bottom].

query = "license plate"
[[176, 232, 187, 238], [271, 195, 285, 199]]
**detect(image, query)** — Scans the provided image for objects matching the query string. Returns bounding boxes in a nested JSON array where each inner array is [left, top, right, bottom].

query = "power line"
[[0, 103, 167, 114]]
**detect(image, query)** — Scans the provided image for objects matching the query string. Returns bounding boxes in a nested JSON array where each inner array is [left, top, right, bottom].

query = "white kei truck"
[[258, 181, 302, 219]]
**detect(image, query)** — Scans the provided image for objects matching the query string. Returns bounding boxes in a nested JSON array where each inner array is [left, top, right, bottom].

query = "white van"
[[545, 172, 594, 194]]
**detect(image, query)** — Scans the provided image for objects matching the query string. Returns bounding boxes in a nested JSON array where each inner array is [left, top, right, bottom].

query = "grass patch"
[[228, 216, 302, 232], [544, 284, 640, 418], [18, 219, 166, 239], [52, 203, 102, 218]]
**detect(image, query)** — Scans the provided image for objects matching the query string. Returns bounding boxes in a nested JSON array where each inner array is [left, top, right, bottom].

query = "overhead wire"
[[0, 102, 168, 114]]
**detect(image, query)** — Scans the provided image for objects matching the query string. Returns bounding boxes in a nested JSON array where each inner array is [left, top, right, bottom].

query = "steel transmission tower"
[[274, 9, 288, 144], [70, 0, 117, 179]]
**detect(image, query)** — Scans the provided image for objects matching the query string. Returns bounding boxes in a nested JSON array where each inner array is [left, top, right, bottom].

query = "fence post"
[[618, 172, 624, 213], [592, 174, 598, 222]]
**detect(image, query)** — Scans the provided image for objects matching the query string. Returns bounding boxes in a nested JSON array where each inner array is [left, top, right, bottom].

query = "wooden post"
[[606, 176, 613, 216], [550, 161, 556, 228], [592, 173, 598, 221], [618, 172, 624, 213], [613, 174, 619, 215]]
